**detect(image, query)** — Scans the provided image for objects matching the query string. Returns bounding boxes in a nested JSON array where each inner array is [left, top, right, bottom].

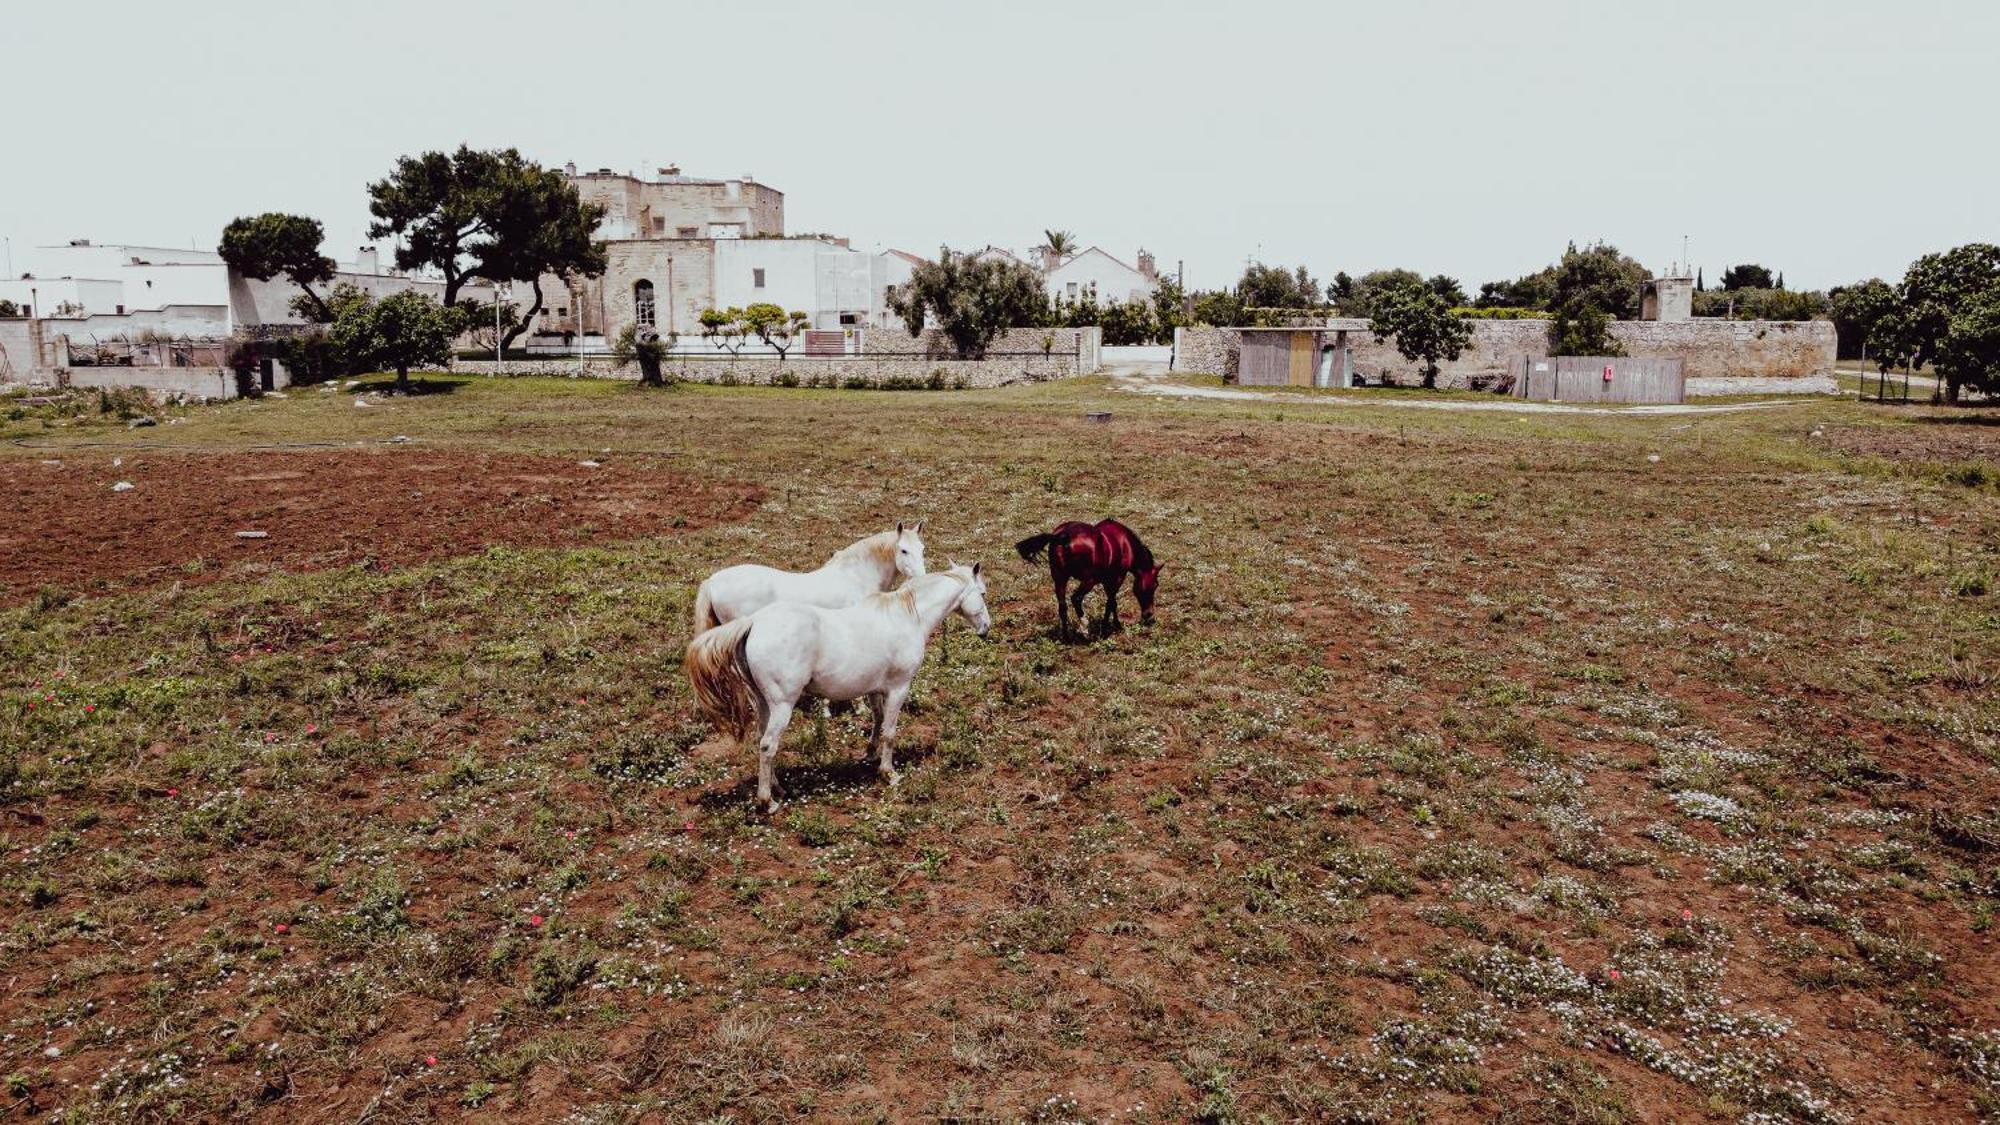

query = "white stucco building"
[[0, 240, 491, 342], [1044, 246, 1160, 306]]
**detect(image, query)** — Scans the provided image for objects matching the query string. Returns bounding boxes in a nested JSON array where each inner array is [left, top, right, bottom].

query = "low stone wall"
[[454, 351, 1078, 387], [455, 325, 1100, 387], [1176, 318, 1836, 391], [59, 366, 241, 401], [861, 325, 1101, 372]]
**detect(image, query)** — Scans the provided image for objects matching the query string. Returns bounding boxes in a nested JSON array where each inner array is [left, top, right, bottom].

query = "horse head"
[[1134, 563, 1163, 624], [949, 562, 991, 635], [893, 521, 928, 580]]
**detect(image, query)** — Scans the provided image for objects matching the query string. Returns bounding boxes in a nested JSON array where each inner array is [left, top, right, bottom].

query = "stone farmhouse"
[[533, 164, 918, 351]]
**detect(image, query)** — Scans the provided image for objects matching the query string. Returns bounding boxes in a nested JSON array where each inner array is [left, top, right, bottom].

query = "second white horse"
[[692, 523, 927, 631], [686, 564, 991, 812]]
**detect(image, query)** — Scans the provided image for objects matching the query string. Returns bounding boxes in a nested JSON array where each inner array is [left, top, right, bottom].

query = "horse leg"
[[1070, 582, 1093, 639], [1103, 575, 1125, 633], [1053, 573, 1072, 642], [865, 691, 887, 761], [756, 698, 795, 815], [876, 685, 911, 787]]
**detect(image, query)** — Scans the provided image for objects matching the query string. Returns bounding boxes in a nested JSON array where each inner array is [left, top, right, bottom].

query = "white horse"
[[692, 523, 927, 632], [685, 564, 991, 812]]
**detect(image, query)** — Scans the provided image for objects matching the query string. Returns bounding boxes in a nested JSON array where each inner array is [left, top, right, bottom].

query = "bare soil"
[[0, 449, 761, 603]]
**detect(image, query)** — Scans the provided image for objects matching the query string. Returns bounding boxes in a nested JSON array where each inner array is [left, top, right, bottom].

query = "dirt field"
[[0, 450, 761, 604], [2, 376, 1997, 1122]]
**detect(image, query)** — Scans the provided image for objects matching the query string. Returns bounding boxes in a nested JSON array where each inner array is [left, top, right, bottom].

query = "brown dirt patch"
[[1824, 416, 2000, 463], [0, 449, 761, 603]]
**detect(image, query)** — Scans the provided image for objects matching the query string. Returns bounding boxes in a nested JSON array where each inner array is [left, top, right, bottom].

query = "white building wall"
[[714, 240, 886, 329], [1045, 248, 1156, 306]]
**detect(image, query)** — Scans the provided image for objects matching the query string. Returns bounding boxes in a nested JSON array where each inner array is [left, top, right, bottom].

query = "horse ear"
[[972, 561, 982, 578], [914, 520, 925, 535], [896, 521, 904, 535]]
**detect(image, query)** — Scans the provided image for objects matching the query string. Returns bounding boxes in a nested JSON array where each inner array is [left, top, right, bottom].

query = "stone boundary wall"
[[455, 325, 1099, 388], [861, 325, 1101, 372], [1176, 319, 1835, 391], [454, 351, 1078, 387]]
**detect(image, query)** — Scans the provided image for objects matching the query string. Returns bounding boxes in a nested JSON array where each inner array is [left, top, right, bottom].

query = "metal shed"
[[1236, 326, 1358, 388]]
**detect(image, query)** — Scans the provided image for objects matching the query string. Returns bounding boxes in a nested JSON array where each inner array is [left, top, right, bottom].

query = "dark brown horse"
[[1015, 519, 1161, 641]]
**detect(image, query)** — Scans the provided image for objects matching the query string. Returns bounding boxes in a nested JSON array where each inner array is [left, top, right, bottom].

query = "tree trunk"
[[500, 278, 544, 354], [1946, 374, 1961, 405], [395, 364, 412, 394], [295, 281, 332, 323], [638, 353, 662, 387]]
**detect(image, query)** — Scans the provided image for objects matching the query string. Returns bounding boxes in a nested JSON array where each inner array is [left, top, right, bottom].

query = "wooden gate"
[[1239, 333, 1292, 385]]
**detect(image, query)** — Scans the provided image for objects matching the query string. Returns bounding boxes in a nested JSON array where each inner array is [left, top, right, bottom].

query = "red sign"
[[1602, 364, 1615, 382]]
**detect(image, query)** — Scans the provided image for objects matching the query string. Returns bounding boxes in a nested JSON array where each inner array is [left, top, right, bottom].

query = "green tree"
[[1877, 243, 2000, 402], [1326, 271, 1354, 307], [1549, 304, 1621, 357], [218, 213, 337, 321], [886, 248, 1049, 359], [1720, 263, 1775, 291], [473, 161, 607, 352], [741, 302, 810, 359], [0, 299, 19, 317], [1427, 274, 1467, 307], [1552, 242, 1648, 321], [1187, 289, 1245, 327], [329, 289, 459, 394], [1345, 269, 1424, 318], [611, 322, 672, 387], [1937, 286, 2000, 400], [1237, 263, 1321, 310], [367, 146, 604, 313], [1149, 275, 1187, 343], [1368, 280, 1472, 389]]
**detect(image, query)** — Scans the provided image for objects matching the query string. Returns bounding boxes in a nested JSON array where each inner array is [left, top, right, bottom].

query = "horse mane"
[[1111, 520, 1155, 571], [830, 530, 897, 570], [876, 570, 968, 615]]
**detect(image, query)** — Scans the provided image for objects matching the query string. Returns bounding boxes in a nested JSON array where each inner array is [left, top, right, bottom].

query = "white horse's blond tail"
[[692, 581, 723, 634], [685, 618, 756, 739]]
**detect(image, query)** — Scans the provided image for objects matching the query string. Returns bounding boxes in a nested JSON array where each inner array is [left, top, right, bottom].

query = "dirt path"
[[1113, 364, 1809, 416]]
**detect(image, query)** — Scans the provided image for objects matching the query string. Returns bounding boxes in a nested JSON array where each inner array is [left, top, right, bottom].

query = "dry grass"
[[2, 371, 1998, 1120]]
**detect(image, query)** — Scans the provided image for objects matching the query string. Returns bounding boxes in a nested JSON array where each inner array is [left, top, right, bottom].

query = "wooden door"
[[1288, 332, 1314, 386]]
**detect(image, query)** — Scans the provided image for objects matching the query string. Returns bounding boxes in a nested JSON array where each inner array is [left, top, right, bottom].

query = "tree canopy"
[[329, 288, 460, 393], [1237, 263, 1321, 310], [1828, 279, 1896, 360], [1720, 264, 1776, 291], [218, 213, 337, 320], [1870, 243, 2000, 401], [1367, 279, 1471, 388], [366, 146, 606, 315], [886, 248, 1049, 359]]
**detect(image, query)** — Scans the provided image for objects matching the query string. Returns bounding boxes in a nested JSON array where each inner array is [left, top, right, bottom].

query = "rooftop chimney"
[[563, 161, 576, 176], [659, 164, 680, 177], [1137, 249, 1157, 281], [354, 246, 380, 275]]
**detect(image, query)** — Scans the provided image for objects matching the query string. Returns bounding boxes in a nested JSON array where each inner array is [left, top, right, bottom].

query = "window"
[[752, 268, 766, 289], [652, 217, 665, 234], [557, 306, 569, 317], [633, 280, 656, 328], [677, 226, 698, 238], [838, 313, 858, 326], [1066, 282, 1078, 299]]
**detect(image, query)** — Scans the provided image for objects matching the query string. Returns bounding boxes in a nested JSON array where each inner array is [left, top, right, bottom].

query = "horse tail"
[[692, 580, 723, 634], [685, 618, 757, 739], [1015, 533, 1057, 563]]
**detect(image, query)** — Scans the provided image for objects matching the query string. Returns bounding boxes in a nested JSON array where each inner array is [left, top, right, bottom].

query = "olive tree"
[[886, 248, 1049, 359]]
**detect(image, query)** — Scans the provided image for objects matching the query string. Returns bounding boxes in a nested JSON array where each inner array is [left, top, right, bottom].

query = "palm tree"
[[1036, 229, 1078, 268]]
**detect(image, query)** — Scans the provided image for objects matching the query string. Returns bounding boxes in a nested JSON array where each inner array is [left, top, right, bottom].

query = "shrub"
[[926, 368, 947, 390], [841, 375, 875, 390], [773, 371, 800, 388], [715, 371, 740, 387]]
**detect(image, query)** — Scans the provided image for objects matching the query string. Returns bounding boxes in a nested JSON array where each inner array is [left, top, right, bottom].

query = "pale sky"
[[6, 0, 1995, 292]]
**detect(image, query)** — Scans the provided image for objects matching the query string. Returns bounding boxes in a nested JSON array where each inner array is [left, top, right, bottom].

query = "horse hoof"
[[880, 767, 902, 788], [761, 798, 781, 816]]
